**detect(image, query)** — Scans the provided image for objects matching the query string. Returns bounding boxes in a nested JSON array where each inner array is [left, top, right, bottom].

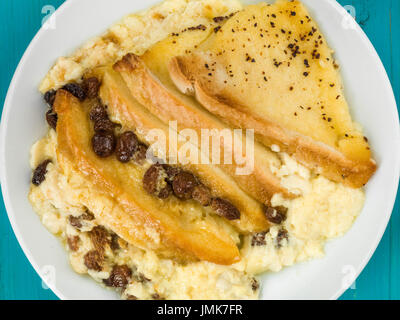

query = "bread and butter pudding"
[[29, 0, 373, 300]]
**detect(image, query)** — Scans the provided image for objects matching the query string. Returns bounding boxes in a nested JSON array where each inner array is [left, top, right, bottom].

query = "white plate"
[[1, 0, 399, 300]]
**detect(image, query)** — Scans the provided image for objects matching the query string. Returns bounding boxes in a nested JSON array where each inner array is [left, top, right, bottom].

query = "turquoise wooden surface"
[[0, 0, 399, 300]]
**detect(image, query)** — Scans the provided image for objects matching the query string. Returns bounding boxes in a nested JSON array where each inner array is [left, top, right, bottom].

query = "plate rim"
[[1, 0, 399, 300], [322, 0, 400, 300], [0, 0, 76, 300]]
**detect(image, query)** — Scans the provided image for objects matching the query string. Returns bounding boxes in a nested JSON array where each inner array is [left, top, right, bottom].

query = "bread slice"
[[168, 0, 376, 188], [54, 89, 240, 265], [95, 66, 269, 233], [113, 50, 296, 204]]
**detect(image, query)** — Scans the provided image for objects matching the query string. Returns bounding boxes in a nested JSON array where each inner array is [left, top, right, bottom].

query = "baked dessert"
[[169, 0, 376, 188], [97, 66, 269, 233], [114, 53, 294, 204], [55, 88, 244, 264], [29, 0, 370, 300]]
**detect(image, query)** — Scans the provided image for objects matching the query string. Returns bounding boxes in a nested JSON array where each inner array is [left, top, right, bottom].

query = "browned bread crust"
[[97, 66, 270, 233], [168, 54, 376, 188], [114, 53, 296, 203], [54, 89, 240, 265]]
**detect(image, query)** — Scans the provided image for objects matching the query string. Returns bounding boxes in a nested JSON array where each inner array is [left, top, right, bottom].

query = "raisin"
[[89, 226, 110, 252], [276, 228, 289, 248], [46, 110, 58, 130], [151, 293, 165, 300], [162, 165, 181, 182], [81, 210, 95, 221], [94, 118, 116, 133], [110, 233, 120, 251], [251, 232, 267, 246], [84, 250, 103, 271], [116, 131, 139, 163], [62, 83, 86, 101], [103, 265, 132, 288], [133, 143, 148, 164], [68, 215, 82, 229], [211, 198, 240, 220], [251, 278, 260, 291], [158, 184, 172, 199], [264, 205, 288, 224], [32, 160, 52, 186], [44, 90, 57, 107], [172, 171, 198, 200], [69, 211, 95, 230], [143, 165, 162, 189], [126, 295, 138, 300], [192, 184, 212, 206], [82, 77, 101, 99], [67, 236, 80, 251], [143, 164, 171, 199], [133, 273, 151, 283], [92, 132, 116, 157], [89, 103, 108, 122]]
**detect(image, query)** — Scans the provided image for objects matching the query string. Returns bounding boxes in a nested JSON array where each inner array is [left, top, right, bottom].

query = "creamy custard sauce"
[[30, 0, 365, 300]]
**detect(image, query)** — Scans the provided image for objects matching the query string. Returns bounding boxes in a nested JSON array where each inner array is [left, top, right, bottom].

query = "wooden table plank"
[[0, 0, 63, 300], [0, 192, 57, 300], [0, 0, 399, 300], [388, 0, 400, 300], [338, 0, 392, 300]]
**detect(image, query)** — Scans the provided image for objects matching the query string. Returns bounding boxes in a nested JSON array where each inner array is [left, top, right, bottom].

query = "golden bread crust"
[[54, 89, 240, 265], [97, 66, 270, 233], [169, 54, 376, 188], [114, 53, 296, 202]]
